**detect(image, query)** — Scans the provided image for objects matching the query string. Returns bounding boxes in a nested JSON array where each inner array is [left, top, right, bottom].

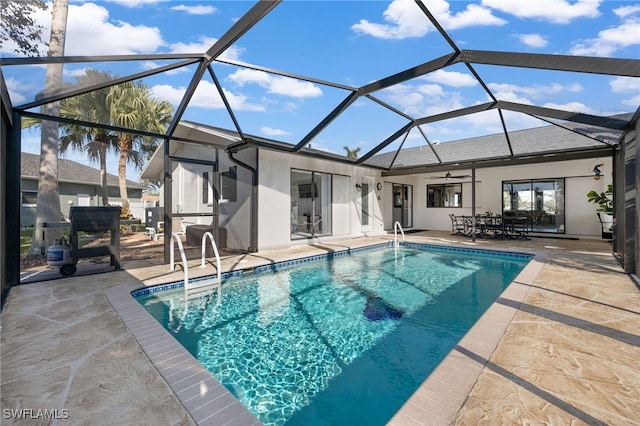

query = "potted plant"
[[587, 184, 613, 238]]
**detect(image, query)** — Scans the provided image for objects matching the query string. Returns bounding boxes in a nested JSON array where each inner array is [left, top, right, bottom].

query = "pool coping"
[[106, 241, 547, 426]]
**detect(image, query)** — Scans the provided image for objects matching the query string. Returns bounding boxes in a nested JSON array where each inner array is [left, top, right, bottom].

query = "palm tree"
[[29, 0, 69, 254], [343, 146, 361, 159], [108, 81, 173, 213], [59, 69, 118, 205]]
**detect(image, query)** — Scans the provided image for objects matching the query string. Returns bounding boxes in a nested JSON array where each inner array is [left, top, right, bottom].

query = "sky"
[[3, 0, 640, 181]]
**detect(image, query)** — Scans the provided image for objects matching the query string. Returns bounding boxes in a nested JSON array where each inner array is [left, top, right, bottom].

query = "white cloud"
[[543, 101, 599, 115], [481, 0, 601, 24], [423, 69, 478, 87], [351, 0, 505, 40], [622, 93, 640, 108], [609, 76, 640, 93], [168, 36, 244, 60], [21, 2, 166, 56], [417, 84, 445, 97], [68, 3, 165, 55], [63, 68, 90, 78], [261, 127, 291, 137], [5, 77, 27, 104], [151, 81, 265, 111], [517, 33, 548, 48], [488, 82, 583, 99], [614, 4, 640, 18], [139, 61, 191, 75], [170, 4, 217, 15], [381, 82, 466, 117], [492, 89, 534, 105], [4, 2, 246, 57], [226, 69, 322, 98], [570, 16, 640, 56], [106, 0, 163, 7], [610, 76, 640, 108], [436, 2, 508, 30]]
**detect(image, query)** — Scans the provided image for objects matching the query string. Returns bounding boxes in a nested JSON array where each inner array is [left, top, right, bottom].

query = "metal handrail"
[[169, 232, 189, 287], [394, 221, 405, 250], [201, 232, 222, 283], [176, 231, 224, 301]]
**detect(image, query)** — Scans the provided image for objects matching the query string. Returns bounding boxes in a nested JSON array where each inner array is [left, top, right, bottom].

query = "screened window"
[[202, 172, 209, 204], [22, 191, 37, 206], [427, 184, 462, 207], [221, 166, 237, 202]]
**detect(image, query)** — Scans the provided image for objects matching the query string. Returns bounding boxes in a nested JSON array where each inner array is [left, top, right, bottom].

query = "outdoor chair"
[[449, 214, 466, 235]]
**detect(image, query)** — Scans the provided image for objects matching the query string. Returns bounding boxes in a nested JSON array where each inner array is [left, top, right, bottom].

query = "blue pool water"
[[136, 244, 531, 425]]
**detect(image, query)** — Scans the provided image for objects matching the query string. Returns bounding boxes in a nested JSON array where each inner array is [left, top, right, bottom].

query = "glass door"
[[170, 160, 217, 243], [502, 179, 565, 233], [291, 170, 332, 239], [392, 183, 413, 228]]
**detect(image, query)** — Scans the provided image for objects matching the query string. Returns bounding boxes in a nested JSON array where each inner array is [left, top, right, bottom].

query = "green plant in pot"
[[587, 183, 613, 238], [587, 183, 613, 213]]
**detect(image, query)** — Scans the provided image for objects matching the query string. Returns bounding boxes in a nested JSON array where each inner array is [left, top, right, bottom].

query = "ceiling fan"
[[424, 171, 472, 180]]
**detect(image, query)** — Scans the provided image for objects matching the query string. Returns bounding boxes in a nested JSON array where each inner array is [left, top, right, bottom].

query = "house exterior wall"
[[221, 148, 255, 251], [257, 150, 385, 250], [156, 143, 255, 251], [20, 178, 144, 226], [408, 158, 613, 238]]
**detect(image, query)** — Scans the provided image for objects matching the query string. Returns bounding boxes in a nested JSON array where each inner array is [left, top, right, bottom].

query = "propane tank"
[[47, 238, 72, 267]]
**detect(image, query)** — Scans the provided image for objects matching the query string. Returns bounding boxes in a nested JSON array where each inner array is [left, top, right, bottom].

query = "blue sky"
[[3, 0, 639, 180]]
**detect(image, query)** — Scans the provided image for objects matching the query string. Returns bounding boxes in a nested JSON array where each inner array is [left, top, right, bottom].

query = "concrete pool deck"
[[2, 231, 639, 425]]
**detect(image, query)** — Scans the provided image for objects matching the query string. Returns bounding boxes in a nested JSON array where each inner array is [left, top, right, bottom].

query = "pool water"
[[137, 244, 530, 425]]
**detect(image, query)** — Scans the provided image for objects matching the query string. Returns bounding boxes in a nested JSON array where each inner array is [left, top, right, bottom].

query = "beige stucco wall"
[[258, 150, 385, 250], [407, 158, 613, 238]]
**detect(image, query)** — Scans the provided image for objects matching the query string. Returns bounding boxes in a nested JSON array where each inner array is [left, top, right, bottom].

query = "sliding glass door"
[[291, 170, 332, 239], [503, 179, 565, 233]]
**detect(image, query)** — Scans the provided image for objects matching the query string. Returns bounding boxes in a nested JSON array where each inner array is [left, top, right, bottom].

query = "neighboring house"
[[21, 152, 146, 227], [141, 120, 615, 254]]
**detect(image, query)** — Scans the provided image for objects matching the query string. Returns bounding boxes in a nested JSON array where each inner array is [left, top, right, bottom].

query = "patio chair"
[[449, 214, 466, 235]]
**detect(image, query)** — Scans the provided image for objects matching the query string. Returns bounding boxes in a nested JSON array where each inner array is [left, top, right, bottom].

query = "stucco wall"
[[258, 150, 384, 250], [407, 158, 613, 238]]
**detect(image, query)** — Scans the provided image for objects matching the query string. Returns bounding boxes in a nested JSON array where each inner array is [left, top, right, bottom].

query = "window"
[[202, 172, 209, 204], [427, 184, 462, 207], [220, 166, 237, 202], [22, 191, 37, 206]]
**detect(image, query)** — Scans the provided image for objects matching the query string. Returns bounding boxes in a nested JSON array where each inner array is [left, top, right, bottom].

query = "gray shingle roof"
[[366, 118, 624, 169], [21, 152, 145, 189]]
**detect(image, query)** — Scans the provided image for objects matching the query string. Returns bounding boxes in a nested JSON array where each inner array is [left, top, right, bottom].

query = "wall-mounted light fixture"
[[355, 183, 362, 190]]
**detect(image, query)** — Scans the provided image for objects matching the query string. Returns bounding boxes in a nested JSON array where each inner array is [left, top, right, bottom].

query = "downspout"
[[228, 150, 258, 252]]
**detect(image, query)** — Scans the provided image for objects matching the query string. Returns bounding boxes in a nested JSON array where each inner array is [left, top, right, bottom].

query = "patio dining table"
[[459, 214, 530, 239]]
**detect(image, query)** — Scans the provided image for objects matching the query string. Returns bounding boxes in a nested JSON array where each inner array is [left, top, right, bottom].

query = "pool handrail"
[[201, 231, 222, 283], [169, 232, 189, 288], [394, 221, 405, 250]]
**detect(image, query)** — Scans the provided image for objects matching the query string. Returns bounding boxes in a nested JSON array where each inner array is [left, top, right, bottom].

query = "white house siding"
[[410, 158, 612, 238], [258, 150, 385, 250], [156, 143, 255, 251]]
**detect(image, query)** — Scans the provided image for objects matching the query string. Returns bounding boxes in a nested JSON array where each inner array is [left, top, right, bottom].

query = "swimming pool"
[[135, 243, 531, 425]]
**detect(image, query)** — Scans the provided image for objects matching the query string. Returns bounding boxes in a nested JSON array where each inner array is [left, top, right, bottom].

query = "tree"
[[58, 69, 119, 205], [0, 0, 47, 56], [108, 81, 173, 213], [343, 146, 361, 159], [29, 0, 69, 255]]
